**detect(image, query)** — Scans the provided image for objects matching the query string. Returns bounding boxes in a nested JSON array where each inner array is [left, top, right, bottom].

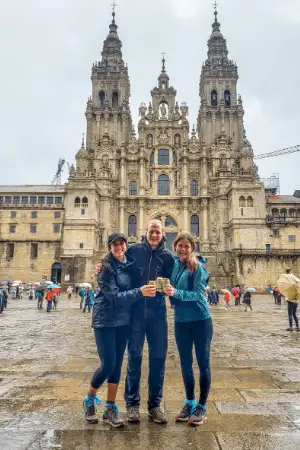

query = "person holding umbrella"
[[278, 269, 300, 332]]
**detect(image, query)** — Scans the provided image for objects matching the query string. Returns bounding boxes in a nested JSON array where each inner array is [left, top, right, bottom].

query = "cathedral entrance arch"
[[153, 214, 178, 252]]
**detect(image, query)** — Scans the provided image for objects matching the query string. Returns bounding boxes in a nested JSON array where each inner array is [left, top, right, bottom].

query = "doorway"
[[51, 263, 62, 284]]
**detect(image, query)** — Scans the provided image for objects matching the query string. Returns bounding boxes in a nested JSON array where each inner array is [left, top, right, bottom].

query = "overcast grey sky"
[[0, 0, 299, 193]]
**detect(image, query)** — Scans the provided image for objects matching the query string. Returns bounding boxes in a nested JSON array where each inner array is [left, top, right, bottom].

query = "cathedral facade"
[[1, 10, 300, 289]]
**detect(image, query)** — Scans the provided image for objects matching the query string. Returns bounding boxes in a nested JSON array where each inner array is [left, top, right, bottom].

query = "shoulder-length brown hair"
[[173, 232, 198, 273]]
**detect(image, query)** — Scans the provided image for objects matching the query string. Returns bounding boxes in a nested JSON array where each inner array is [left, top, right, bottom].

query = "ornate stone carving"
[[157, 127, 170, 144]]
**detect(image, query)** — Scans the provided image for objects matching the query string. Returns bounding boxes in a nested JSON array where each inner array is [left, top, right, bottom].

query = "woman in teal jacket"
[[164, 232, 213, 426]]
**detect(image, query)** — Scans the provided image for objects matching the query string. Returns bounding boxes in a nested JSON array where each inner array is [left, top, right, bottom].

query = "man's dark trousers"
[[125, 317, 168, 410]]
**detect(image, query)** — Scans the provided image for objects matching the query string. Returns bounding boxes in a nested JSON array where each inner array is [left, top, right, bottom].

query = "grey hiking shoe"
[[103, 403, 124, 428], [188, 404, 207, 426], [175, 400, 196, 422], [148, 406, 168, 424], [83, 394, 101, 424], [126, 405, 140, 423]]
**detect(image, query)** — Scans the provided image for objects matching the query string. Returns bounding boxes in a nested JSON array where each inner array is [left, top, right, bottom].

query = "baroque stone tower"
[[61, 8, 267, 285]]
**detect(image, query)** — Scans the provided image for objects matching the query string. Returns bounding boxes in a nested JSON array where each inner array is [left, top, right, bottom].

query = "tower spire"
[[212, 1, 221, 33], [162, 52, 166, 73]]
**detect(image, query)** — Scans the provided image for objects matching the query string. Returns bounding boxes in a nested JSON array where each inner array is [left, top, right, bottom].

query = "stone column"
[[212, 112, 216, 143], [183, 198, 189, 231], [139, 147, 145, 196], [182, 146, 188, 196], [120, 146, 126, 196], [139, 199, 144, 238], [229, 114, 233, 141], [202, 198, 209, 241], [96, 115, 101, 143], [119, 200, 125, 234]]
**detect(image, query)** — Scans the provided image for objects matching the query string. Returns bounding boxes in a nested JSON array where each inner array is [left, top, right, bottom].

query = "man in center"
[[125, 219, 174, 424]]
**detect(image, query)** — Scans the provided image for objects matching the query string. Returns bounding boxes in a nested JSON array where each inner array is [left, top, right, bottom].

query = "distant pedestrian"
[[36, 289, 44, 309], [83, 288, 94, 313], [283, 269, 300, 332], [28, 288, 35, 301], [52, 294, 58, 310], [208, 287, 219, 306], [67, 286, 73, 299], [79, 287, 86, 309], [224, 292, 231, 309], [243, 291, 252, 311], [45, 289, 54, 312], [75, 285, 79, 298]]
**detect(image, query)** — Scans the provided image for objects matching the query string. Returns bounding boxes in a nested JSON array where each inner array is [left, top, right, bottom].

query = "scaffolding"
[[260, 173, 280, 195]]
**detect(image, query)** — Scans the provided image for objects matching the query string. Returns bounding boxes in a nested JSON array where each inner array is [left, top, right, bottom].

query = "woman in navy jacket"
[[83, 233, 156, 427]]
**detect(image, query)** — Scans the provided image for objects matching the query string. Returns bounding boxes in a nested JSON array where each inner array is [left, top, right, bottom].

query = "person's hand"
[[164, 284, 175, 296], [140, 285, 157, 297], [95, 261, 103, 274]]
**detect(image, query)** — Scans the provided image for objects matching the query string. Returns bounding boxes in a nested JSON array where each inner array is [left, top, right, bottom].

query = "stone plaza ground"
[[1, 294, 300, 449]]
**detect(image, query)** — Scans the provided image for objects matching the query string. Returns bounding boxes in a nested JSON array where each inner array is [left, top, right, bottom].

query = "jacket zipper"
[[145, 251, 153, 320]]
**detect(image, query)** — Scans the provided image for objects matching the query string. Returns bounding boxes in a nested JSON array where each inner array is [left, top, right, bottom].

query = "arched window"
[[165, 216, 177, 228], [247, 196, 253, 207], [239, 196, 246, 207], [289, 209, 296, 218], [297, 209, 300, 218], [190, 215, 199, 236], [158, 149, 170, 165], [211, 90, 218, 107], [224, 90, 231, 107], [112, 91, 119, 108], [150, 152, 154, 166], [128, 215, 137, 237], [82, 197, 88, 206], [74, 197, 81, 207], [158, 174, 170, 195], [272, 208, 279, 218], [150, 171, 153, 188], [129, 181, 137, 195], [190, 180, 199, 196], [99, 90, 105, 107], [173, 151, 178, 166]]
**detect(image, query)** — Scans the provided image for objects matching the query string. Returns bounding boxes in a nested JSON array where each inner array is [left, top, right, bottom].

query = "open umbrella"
[[12, 280, 22, 287], [221, 289, 231, 295], [38, 283, 50, 290], [245, 288, 256, 293], [277, 274, 300, 298], [79, 282, 92, 289]]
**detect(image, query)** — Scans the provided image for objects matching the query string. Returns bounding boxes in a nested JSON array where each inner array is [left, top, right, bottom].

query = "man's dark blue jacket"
[[127, 237, 174, 321]]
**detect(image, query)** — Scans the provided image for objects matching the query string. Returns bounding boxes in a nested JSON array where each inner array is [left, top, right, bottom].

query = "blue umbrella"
[[245, 287, 256, 293], [47, 284, 61, 289]]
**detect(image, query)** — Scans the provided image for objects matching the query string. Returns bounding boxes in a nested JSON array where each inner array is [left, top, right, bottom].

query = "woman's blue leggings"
[[175, 318, 213, 405], [91, 326, 129, 389]]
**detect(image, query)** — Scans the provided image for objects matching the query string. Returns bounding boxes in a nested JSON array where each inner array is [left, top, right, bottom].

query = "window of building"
[[5, 196, 12, 204], [47, 197, 54, 205], [297, 209, 300, 218], [11, 211, 17, 218], [165, 216, 177, 227], [265, 243, 272, 256], [289, 235, 296, 242], [211, 90, 218, 107], [129, 181, 137, 195], [150, 152, 154, 166], [81, 208, 85, 215], [224, 90, 231, 107], [55, 197, 63, 205], [191, 215, 199, 236], [239, 196, 246, 207], [99, 90, 105, 107], [82, 197, 88, 206], [74, 197, 81, 207], [289, 209, 296, 218], [158, 149, 170, 165], [7, 243, 14, 259], [190, 180, 199, 196], [54, 211, 61, 219], [128, 215, 137, 237], [112, 91, 119, 108], [0, 196, 3, 205], [30, 224, 37, 233], [272, 208, 279, 218], [150, 171, 153, 188], [30, 196, 37, 205], [13, 196, 20, 205], [280, 209, 287, 219], [9, 224, 16, 233], [38, 196, 45, 205], [54, 224, 61, 233], [21, 196, 29, 205], [79, 243, 84, 249], [196, 242, 200, 253], [158, 174, 170, 195], [30, 243, 38, 259], [31, 211, 37, 219], [272, 229, 280, 236], [247, 196, 254, 207]]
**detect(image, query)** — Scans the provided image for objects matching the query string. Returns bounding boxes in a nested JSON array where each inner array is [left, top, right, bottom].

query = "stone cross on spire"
[[161, 52, 166, 72]]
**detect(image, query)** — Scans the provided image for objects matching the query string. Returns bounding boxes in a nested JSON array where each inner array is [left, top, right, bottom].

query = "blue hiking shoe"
[[103, 403, 125, 428], [83, 393, 101, 424], [188, 403, 207, 426], [175, 399, 197, 422]]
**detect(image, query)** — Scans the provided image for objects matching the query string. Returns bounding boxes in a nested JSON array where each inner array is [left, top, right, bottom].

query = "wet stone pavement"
[[1, 295, 300, 449]]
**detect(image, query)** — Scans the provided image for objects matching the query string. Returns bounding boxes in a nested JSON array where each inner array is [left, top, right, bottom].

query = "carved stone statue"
[[147, 134, 153, 148], [102, 155, 109, 168], [160, 102, 167, 118], [174, 134, 180, 147]]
